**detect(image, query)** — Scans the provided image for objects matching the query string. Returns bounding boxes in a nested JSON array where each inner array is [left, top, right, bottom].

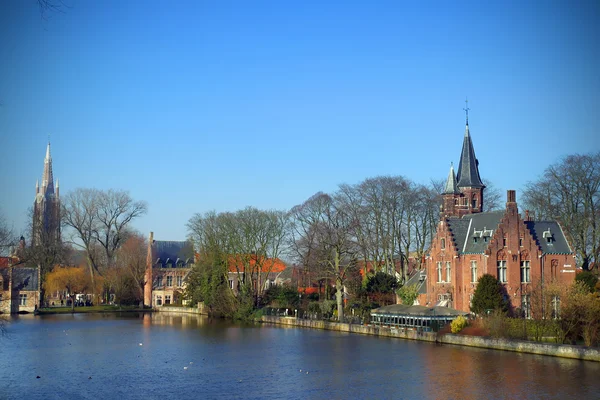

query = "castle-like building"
[[424, 115, 576, 315]]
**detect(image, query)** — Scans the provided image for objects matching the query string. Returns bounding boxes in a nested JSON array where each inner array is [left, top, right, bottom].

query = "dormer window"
[[542, 229, 554, 244]]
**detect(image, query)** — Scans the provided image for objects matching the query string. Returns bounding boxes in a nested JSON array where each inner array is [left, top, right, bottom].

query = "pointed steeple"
[[35, 179, 39, 194], [443, 163, 460, 194], [456, 120, 484, 188], [41, 141, 55, 195]]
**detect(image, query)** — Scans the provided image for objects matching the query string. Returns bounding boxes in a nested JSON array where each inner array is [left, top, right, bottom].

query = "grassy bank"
[[37, 305, 150, 314]]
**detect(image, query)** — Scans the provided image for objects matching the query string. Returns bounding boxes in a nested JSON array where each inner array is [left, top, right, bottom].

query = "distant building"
[[0, 257, 40, 313], [225, 255, 287, 295], [144, 232, 194, 307], [32, 142, 61, 248], [424, 115, 576, 314]]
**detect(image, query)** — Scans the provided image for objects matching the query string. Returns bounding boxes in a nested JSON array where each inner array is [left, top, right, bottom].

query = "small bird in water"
[[36, 376, 41, 379], [184, 366, 188, 370], [139, 343, 143, 346], [88, 377, 92, 380]]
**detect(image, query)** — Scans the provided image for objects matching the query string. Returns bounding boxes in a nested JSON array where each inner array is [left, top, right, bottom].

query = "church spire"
[[41, 141, 55, 195], [443, 163, 460, 194], [456, 107, 484, 188]]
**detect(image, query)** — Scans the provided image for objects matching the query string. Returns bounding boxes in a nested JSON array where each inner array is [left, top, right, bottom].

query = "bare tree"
[[0, 210, 15, 256], [62, 188, 147, 301], [115, 231, 147, 307], [522, 152, 600, 269], [290, 192, 357, 321], [482, 180, 503, 212], [93, 189, 148, 269]]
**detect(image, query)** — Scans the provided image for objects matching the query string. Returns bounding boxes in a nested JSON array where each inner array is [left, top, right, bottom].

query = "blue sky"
[[1, 1, 599, 241]]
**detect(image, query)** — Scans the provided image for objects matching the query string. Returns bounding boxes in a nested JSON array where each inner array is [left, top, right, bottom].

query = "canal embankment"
[[260, 315, 600, 362]]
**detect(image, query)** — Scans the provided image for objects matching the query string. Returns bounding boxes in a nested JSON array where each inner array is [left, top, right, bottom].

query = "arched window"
[[472, 195, 477, 208], [441, 238, 446, 250]]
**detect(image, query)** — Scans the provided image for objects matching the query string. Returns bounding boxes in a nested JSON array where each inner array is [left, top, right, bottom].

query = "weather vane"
[[463, 98, 470, 125]]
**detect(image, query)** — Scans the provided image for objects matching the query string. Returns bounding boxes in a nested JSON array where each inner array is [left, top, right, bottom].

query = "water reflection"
[[0, 313, 597, 400]]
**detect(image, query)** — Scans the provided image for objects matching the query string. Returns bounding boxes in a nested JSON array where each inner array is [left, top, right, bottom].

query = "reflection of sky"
[[1, 314, 598, 400]]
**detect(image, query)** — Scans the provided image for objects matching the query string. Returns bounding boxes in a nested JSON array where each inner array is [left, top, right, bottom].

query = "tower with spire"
[[32, 142, 61, 247], [441, 102, 485, 218]]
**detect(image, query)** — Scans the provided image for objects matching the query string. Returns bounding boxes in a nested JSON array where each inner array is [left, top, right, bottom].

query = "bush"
[[451, 315, 468, 333], [470, 274, 509, 315]]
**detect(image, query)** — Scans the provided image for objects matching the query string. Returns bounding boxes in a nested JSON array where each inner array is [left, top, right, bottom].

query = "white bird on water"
[[139, 343, 143, 346], [184, 366, 188, 370]]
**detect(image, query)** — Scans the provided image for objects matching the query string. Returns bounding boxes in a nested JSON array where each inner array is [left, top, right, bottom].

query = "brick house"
[[424, 118, 576, 314], [143, 233, 194, 307]]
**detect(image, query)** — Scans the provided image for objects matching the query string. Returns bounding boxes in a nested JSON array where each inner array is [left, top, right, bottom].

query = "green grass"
[[37, 305, 150, 314]]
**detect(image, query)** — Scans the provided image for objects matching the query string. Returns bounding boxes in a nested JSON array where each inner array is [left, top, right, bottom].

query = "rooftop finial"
[[463, 98, 470, 125]]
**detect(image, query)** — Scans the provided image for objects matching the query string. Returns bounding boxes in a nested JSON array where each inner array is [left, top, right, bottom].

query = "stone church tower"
[[32, 142, 61, 247]]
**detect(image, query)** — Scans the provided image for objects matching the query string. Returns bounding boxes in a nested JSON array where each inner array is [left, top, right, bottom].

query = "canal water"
[[0, 313, 597, 400]]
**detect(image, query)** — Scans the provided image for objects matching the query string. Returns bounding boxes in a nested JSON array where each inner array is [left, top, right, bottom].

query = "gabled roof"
[[525, 221, 572, 255], [447, 211, 504, 254], [153, 240, 194, 266], [456, 124, 484, 188]]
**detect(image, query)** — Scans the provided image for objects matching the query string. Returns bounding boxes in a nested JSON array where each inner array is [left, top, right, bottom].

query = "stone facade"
[[424, 119, 576, 314]]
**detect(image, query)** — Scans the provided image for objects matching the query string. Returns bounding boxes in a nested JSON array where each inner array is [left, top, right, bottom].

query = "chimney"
[[507, 190, 516, 204], [506, 190, 518, 215], [525, 209, 531, 222]]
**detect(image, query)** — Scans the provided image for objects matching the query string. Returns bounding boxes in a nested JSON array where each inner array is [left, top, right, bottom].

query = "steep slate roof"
[[456, 124, 484, 188], [447, 211, 504, 254], [153, 240, 194, 266], [11, 267, 39, 291], [525, 221, 572, 255], [443, 163, 461, 195], [446, 211, 573, 256]]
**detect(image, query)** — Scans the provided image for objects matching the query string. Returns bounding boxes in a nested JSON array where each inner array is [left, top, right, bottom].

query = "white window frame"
[[166, 276, 173, 287], [437, 262, 442, 283], [165, 295, 171, 305], [470, 260, 477, 283], [520, 260, 531, 283], [445, 262, 451, 283], [176, 276, 183, 287], [19, 293, 27, 306], [497, 260, 507, 283]]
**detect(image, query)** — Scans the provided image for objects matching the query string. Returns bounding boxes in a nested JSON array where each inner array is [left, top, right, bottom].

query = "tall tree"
[[187, 207, 288, 313], [290, 192, 357, 321], [522, 152, 600, 270], [62, 188, 147, 300], [115, 232, 148, 307]]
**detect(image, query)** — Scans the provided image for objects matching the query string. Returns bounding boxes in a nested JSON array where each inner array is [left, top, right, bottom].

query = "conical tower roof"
[[456, 123, 484, 188], [41, 142, 55, 195], [443, 163, 460, 194]]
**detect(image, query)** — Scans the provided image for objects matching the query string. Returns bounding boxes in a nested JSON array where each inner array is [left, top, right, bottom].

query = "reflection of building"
[[144, 232, 194, 307], [425, 114, 576, 313], [0, 256, 40, 313], [32, 142, 61, 247]]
